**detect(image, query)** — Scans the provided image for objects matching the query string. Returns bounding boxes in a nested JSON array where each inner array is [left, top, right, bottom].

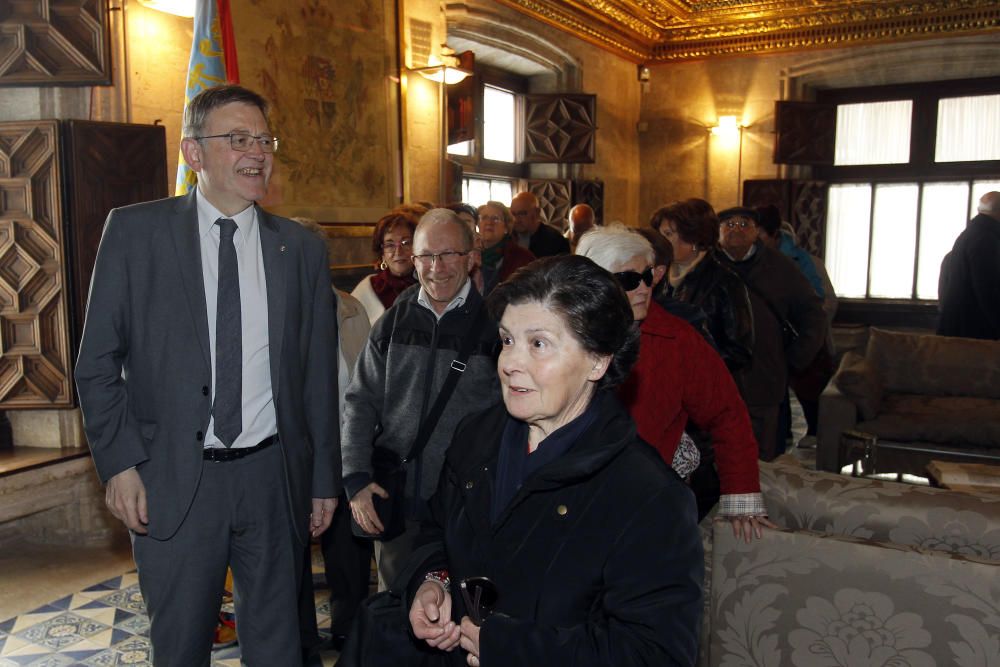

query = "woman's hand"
[[409, 581, 461, 651], [349, 482, 388, 535], [730, 515, 778, 543], [459, 617, 481, 666]]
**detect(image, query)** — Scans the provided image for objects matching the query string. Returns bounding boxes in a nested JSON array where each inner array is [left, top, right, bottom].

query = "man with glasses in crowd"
[[716, 207, 825, 460], [75, 85, 339, 666], [510, 191, 570, 257], [343, 209, 500, 589]]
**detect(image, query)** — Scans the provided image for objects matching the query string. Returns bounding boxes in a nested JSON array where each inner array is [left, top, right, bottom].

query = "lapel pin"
[[280, 245, 286, 253]]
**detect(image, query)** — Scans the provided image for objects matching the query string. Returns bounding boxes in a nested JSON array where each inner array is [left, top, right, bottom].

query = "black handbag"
[[351, 303, 489, 542]]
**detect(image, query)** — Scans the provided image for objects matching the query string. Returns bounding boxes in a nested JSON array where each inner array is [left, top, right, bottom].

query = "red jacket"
[[619, 301, 760, 496]]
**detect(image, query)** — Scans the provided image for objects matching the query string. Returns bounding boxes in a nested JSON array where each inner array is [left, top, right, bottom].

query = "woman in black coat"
[[405, 255, 703, 666], [650, 199, 754, 375]]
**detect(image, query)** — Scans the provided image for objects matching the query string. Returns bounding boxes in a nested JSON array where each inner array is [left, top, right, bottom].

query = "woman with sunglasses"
[[352, 207, 421, 325], [576, 225, 774, 541]]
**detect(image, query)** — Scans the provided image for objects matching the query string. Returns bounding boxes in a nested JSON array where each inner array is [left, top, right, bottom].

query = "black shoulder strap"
[[404, 300, 490, 462]]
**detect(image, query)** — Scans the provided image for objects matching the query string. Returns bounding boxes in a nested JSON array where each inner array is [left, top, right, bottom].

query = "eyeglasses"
[[510, 210, 532, 218], [478, 214, 503, 224], [381, 239, 413, 254], [613, 267, 654, 291], [721, 219, 754, 230], [412, 251, 470, 266], [193, 131, 279, 153]]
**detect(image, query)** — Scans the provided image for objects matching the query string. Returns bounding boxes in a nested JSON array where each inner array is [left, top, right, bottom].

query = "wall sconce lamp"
[[411, 46, 472, 85], [710, 115, 744, 138], [135, 0, 195, 17]]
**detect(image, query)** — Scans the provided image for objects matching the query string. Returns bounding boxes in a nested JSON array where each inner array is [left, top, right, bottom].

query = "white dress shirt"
[[417, 279, 471, 321], [196, 189, 276, 449]]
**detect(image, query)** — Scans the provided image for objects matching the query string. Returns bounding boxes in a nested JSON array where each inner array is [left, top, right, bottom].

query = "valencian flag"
[[174, 0, 240, 195]]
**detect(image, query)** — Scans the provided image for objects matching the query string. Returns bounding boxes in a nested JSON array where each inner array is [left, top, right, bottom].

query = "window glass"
[[483, 86, 515, 163], [448, 140, 471, 157], [935, 94, 1000, 162], [917, 183, 970, 299], [825, 184, 872, 298], [834, 100, 912, 166], [462, 176, 513, 208], [868, 184, 918, 298]]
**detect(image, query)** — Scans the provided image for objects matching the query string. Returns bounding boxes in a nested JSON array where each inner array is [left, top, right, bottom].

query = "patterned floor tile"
[[1, 547, 346, 666], [13, 612, 111, 652]]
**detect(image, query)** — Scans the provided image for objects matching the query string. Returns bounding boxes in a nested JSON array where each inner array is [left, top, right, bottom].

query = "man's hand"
[[349, 482, 389, 535], [409, 581, 461, 651], [106, 468, 148, 534], [310, 497, 338, 538]]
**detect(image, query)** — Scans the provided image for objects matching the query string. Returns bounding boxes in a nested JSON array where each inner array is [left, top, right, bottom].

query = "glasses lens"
[[614, 271, 642, 291], [460, 576, 498, 626], [640, 267, 654, 286], [230, 133, 252, 150]]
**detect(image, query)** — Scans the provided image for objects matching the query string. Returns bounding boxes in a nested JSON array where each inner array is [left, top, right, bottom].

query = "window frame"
[[448, 65, 528, 181], [817, 76, 1000, 304]]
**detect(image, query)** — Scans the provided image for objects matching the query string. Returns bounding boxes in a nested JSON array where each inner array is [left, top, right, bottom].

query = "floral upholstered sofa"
[[703, 461, 1000, 666], [817, 327, 1000, 475]]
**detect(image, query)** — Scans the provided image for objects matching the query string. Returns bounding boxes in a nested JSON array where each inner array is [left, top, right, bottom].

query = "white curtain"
[[869, 184, 918, 299], [935, 94, 1000, 163], [825, 184, 872, 298], [834, 100, 912, 166]]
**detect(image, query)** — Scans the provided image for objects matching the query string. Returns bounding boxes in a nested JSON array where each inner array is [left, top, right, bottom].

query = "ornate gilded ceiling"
[[493, 0, 1000, 62]]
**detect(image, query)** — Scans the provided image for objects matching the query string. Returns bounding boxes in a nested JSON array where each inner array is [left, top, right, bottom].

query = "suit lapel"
[[171, 190, 212, 371], [258, 207, 286, 403]]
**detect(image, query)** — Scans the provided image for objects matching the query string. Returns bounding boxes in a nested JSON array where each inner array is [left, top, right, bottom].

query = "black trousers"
[[299, 491, 373, 648], [134, 444, 303, 667]]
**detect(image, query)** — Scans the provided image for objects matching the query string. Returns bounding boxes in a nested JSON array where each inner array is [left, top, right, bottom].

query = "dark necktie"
[[214, 218, 242, 447]]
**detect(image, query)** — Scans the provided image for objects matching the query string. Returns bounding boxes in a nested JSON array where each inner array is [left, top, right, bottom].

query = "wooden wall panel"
[[0, 121, 73, 408], [63, 120, 167, 351], [523, 95, 596, 164], [527, 179, 572, 229], [0, 0, 111, 85]]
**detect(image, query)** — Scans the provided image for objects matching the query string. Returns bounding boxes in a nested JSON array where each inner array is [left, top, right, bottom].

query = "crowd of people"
[[77, 83, 857, 667]]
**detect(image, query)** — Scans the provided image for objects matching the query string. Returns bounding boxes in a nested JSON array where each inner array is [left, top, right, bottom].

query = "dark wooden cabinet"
[[62, 120, 167, 353], [0, 119, 166, 409]]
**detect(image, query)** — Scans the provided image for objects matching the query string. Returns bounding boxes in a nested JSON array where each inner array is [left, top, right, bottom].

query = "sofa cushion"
[[833, 350, 883, 420], [866, 327, 1000, 399], [857, 393, 1000, 449]]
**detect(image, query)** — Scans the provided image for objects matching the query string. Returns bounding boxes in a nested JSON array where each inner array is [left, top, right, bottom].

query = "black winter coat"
[[663, 251, 754, 373], [403, 392, 704, 666], [937, 213, 1000, 340]]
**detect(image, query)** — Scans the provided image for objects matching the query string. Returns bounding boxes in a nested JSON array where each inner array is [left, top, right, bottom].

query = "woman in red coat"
[[577, 225, 774, 541]]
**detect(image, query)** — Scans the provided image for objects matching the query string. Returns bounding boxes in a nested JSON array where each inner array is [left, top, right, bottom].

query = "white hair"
[[574, 223, 654, 272], [978, 191, 1000, 217]]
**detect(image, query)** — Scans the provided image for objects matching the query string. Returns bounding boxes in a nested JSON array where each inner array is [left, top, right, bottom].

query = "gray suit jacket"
[[75, 190, 339, 543]]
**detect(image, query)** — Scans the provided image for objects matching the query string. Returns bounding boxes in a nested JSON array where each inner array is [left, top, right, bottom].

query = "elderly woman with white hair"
[[576, 225, 774, 540]]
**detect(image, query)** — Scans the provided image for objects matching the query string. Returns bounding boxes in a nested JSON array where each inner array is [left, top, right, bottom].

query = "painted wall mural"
[[234, 0, 399, 219]]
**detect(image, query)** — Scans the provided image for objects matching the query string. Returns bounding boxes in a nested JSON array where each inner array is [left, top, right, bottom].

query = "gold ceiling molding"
[[493, 0, 1000, 63]]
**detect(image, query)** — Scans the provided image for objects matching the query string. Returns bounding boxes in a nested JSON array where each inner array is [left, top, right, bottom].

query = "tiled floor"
[[0, 551, 341, 667]]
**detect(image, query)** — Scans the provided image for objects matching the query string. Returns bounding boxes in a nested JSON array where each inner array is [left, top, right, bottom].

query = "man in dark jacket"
[[937, 191, 1000, 340], [717, 207, 826, 461], [510, 191, 570, 257], [342, 209, 500, 590]]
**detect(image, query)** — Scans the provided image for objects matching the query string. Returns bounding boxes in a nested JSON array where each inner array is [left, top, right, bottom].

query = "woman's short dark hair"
[[371, 209, 419, 257], [648, 198, 719, 248], [487, 255, 639, 390], [445, 202, 478, 221], [635, 228, 673, 268], [756, 204, 782, 237]]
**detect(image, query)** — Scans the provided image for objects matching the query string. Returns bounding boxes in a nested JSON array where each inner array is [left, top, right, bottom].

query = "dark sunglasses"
[[460, 576, 498, 626], [613, 267, 654, 291]]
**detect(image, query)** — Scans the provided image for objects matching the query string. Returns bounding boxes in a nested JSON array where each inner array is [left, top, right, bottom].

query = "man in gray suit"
[[75, 85, 339, 666]]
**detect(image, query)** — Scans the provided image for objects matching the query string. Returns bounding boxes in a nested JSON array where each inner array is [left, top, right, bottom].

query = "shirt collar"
[[417, 278, 472, 320], [196, 188, 256, 244]]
